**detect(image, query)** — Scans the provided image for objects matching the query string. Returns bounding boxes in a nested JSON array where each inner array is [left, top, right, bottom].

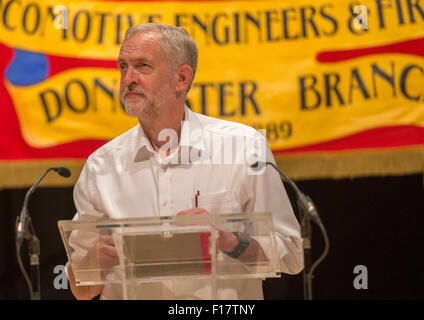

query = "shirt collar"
[[134, 106, 206, 163]]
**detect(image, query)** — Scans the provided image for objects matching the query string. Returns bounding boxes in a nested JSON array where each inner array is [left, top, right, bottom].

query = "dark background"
[[1, 174, 423, 300]]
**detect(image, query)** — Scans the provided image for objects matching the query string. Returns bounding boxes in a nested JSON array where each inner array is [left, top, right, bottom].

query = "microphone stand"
[[15, 215, 41, 300], [262, 162, 330, 300], [297, 191, 318, 300], [15, 167, 71, 300], [28, 222, 41, 300]]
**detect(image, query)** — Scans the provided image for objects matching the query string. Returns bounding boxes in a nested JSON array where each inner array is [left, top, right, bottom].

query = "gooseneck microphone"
[[251, 161, 329, 300], [16, 167, 71, 245], [15, 167, 71, 300]]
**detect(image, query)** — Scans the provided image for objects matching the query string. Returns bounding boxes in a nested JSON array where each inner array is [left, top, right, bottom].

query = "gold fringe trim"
[[0, 146, 423, 188], [275, 146, 424, 180], [0, 159, 84, 189]]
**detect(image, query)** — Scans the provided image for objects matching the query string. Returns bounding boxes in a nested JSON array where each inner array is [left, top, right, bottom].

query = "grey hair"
[[123, 23, 198, 94]]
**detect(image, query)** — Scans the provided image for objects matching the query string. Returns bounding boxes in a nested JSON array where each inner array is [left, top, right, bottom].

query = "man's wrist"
[[224, 232, 251, 259]]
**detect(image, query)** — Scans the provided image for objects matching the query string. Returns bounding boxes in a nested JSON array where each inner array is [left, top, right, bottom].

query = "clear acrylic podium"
[[58, 212, 282, 299]]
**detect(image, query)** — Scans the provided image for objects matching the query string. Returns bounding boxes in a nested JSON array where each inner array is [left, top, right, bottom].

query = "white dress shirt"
[[71, 106, 303, 299]]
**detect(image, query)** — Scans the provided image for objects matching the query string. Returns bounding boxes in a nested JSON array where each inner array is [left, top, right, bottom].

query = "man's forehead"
[[118, 31, 162, 60], [121, 31, 161, 50]]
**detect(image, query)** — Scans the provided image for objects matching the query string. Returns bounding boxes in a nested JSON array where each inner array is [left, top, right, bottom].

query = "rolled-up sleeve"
[[68, 159, 105, 265]]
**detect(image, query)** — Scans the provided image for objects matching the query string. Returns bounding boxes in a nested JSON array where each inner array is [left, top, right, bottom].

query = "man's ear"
[[175, 64, 194, 93]]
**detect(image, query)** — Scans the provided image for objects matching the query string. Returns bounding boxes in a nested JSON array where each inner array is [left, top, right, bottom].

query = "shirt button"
[[162, 201, 168, 207]]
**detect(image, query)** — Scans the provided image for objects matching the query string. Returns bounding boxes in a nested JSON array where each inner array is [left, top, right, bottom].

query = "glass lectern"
[[58, 212, 282, 299]]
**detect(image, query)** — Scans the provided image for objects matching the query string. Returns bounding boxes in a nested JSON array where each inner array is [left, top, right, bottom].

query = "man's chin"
[[123, 102, 142, 117], [124, 102, 156, 118]]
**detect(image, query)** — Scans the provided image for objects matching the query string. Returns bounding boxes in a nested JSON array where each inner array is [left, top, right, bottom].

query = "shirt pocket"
[[192, 191, 241, 214]]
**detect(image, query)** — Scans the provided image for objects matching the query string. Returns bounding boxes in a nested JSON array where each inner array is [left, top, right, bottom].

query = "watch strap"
[[224, 232, 250, 259]]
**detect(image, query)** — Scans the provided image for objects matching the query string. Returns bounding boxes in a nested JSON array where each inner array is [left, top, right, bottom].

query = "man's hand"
[[176, 207, 208, 216], [176, 208, 236, 251], [86, 235, 119, 270], [177, 208, 258, 262]]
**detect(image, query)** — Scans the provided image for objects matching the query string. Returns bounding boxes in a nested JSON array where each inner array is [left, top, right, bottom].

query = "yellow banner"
[[1, 0, 424, 152]]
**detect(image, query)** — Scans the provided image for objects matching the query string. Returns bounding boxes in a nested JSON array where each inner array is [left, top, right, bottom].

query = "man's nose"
[[122, 66, 138, 88]]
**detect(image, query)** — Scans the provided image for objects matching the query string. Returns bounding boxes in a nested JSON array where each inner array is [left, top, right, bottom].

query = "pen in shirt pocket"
[[195, 190, 200, 208]]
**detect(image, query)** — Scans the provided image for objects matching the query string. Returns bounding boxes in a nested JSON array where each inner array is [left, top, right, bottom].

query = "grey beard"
[[122, 96, 158, 119]]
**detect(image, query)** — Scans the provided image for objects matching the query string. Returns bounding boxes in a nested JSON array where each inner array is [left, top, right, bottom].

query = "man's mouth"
[[126, 92, 143, 97]]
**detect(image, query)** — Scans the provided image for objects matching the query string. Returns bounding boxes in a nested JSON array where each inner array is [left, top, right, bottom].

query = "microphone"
[[54, 167, 71, 178], [251, 161, 329, 300], [16, 167, 71, 245]]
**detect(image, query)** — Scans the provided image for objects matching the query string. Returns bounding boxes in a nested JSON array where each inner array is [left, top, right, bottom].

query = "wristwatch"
[[224, 232, 251, 259]]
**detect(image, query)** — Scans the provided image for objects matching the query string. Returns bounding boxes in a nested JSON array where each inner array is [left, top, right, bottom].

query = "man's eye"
[[136, 63, 150, 69], [119, 64, 127, 70]]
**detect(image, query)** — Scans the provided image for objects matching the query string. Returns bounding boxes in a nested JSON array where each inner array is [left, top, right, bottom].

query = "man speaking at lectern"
[[67, 23, 303, 300]]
